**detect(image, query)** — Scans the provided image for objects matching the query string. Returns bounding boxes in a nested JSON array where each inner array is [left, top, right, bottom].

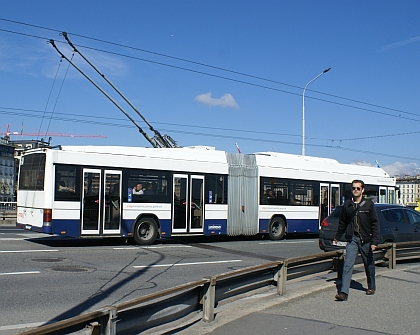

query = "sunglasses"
[[352, 187, 362, 191]]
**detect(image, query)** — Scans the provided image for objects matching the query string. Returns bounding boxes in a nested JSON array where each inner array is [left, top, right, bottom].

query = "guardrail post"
[[202, 277, 216, 322], [275, 260, 287, 296], [386, 243, 397, 270], [101, 307, 117, 335]]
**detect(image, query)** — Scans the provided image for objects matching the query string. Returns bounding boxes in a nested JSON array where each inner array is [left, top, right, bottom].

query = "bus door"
[[379, 187, 387, 203], [172, 174, 204, 233], [81, 169, 101, 234], [81, 169, 122, 235], [388, 187, 395, 204], [320, 184, 329, 222], [103, 170, 122, 234], [320, 183, 340, 223], [330, 184, 340, 212]]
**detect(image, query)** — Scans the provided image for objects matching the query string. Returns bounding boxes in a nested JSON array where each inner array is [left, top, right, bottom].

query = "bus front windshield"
[[19, 153, 46, 191]]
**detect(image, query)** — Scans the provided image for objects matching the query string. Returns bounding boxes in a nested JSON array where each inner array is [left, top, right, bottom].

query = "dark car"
[[319, 203, 420, 251]]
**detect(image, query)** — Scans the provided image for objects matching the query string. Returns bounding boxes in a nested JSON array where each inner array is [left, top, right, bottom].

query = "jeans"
[[340, 235, 376, 295]]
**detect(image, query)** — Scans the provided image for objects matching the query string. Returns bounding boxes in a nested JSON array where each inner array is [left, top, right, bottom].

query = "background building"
[[395, 175, 420, 206], [0, 142, 15, 202], [1, 138, 49, 203]]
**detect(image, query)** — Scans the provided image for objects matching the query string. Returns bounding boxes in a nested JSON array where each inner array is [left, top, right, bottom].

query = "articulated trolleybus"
[[17, 145, 395, 245]]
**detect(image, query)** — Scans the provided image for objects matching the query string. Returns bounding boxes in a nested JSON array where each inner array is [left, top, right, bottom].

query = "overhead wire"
[[44, 52, 75, 139], [0, 19, 419, 161], [0, 24, 419, 122], [0, 17, 417, 118], [36, 54, 62, 140], [2, 105, 419, 142], [1, 106, 419, 162]]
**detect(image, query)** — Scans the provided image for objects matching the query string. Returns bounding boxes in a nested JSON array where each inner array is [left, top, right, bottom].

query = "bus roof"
[[23, 145, 394, 185], [254, 151, 393, 185]]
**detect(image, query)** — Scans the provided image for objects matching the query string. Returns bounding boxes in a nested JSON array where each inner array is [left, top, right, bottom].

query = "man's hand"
[[371, 245, 377, 251]]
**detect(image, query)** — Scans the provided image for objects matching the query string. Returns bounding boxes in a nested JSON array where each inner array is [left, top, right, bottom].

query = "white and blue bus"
[[16, 145, 396, 244]]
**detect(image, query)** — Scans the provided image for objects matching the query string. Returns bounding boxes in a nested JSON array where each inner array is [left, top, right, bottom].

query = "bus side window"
[[55, 165, 79, 201]]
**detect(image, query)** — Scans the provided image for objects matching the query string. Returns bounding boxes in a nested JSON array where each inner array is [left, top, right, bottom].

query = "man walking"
[[334, 179, 379, 301]]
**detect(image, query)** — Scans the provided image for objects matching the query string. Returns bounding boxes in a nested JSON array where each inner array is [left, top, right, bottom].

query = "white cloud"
[[352, 161, 420, 177], [381, 162, 420, 177], [381, 36, 420, 51], [195, 92, 239, 109]]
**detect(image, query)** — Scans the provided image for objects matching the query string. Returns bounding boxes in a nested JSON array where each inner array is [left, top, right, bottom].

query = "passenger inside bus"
[[143, 183, 155, 195], [264, 189, 280, 205], [58, 180, 74, 192], [57, 174, 74, 192], [132, 183, 144, 195], [289, 191, 301, 205]]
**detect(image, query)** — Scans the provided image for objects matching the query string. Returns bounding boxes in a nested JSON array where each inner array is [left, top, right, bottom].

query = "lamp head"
[[323, 67, 331, 73]]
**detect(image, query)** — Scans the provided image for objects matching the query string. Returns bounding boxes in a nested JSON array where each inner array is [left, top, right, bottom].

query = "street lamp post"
[[302, 67, 331, 156]]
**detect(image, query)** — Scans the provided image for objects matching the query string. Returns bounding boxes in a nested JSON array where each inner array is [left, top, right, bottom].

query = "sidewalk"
[[177, 263, 420, 335]]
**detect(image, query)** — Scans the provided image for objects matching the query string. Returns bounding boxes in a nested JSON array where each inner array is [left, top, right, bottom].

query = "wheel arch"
[[380, 235, 395, 244]]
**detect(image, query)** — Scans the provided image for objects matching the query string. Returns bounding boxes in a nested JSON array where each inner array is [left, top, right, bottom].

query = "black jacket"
[[335, 199, 380, 245]]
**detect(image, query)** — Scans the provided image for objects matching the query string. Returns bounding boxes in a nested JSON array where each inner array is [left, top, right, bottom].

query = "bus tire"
[[268, 217, 286, 240], [134, 218, 158, 245]]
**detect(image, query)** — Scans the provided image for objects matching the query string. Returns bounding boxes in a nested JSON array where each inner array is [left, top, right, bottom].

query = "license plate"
[[333, 241, 347, 247]]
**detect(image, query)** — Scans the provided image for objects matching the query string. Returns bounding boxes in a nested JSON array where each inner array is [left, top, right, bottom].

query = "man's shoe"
[[366, 289, 375, 295], [335, 292, 348, 301]]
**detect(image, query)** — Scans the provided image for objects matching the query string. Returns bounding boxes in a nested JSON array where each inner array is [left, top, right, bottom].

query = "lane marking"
[[133, 259, 242, 268], [0, 238, 28, 241], [0, 271, 40, 276], [0, 234, 51, 239], [114, 245, 192, 250], [0, 321, 47, 331], [0, 249, 59, 253], [259, 240, 316, 245]]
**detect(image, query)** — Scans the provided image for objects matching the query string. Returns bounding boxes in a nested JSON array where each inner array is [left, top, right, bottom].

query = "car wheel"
[[268, 217, 286, 240], [134, 218, 158, 245]]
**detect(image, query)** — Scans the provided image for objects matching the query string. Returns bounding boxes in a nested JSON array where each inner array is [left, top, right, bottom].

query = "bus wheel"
[[134, 218, 158, 245], [268, 218, 285, 240]]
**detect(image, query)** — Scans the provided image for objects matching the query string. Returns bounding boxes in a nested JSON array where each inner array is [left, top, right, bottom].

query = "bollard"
[[275, 261, 287, 296], [386, 243, 396, 270], [202, 277, 216, 322]]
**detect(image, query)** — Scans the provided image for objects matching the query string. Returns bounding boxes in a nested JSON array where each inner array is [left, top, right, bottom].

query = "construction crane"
[[1, 124, 107, 140], [48, 33, 178, 149]]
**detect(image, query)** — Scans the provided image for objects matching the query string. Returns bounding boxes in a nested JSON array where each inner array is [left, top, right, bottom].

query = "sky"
[[0, 0, 419, 177]]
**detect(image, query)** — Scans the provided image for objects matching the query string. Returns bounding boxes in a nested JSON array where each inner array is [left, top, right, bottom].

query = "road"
[[0, 225, 320, 334]]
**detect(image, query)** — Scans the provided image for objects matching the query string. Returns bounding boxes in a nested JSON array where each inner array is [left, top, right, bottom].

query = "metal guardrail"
[[0, 201, 16, 213], [0, 202, 16, 223], [16, 241, 420, 335]]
